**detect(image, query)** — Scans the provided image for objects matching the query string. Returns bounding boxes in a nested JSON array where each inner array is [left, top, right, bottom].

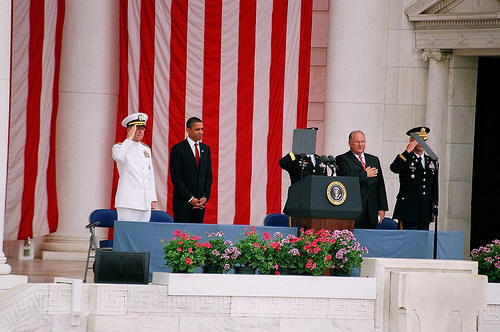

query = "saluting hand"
[[126, 125, 136, 140], [406, 139, 418, 153]]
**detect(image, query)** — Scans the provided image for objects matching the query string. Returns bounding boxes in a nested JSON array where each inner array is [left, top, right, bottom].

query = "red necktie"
[[194, 142, 200, 167], [359, 155, 366, 169]]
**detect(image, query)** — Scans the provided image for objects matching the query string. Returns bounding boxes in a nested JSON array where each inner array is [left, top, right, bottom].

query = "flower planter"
[[234, 266, 256, 274], [202, 266, 223, 274], [331, 269, 351, 277]]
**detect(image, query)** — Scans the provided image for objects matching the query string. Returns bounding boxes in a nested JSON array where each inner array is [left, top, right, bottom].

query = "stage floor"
[[7, 258, 91, 283]]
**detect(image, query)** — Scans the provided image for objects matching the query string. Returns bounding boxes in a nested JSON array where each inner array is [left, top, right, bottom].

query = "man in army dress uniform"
[[390, 127, 438, 230], [112, 112, 157, 222], [279, 129, 327, 215]]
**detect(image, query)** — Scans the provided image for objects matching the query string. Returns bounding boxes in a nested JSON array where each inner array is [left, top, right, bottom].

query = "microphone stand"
[[432, 160, 440, 259], [297, 154, 307, 230]]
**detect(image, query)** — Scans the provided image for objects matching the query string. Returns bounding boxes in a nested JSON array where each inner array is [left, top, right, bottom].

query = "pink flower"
[[275, 263, 279, 270], [253, 243, 260, 248], [177, 247, 182, 252], [191, 235, 201, 241], [263, 232, 271, 240], [185, 257, 193, 265], [187, 248, 193, 253]]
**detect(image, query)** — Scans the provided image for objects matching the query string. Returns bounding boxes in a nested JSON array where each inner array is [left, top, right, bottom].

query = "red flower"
[[185, 257, 193, 265], [263, 232, 271, 241]]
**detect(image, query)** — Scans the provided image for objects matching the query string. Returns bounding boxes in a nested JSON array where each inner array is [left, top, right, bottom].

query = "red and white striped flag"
[[115, 0, 312, 225], [5, 0, 65, 240]]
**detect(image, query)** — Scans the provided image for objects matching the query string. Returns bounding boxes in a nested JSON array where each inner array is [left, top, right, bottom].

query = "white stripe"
[[184, 1, 204, 121], [250, 0, 273, 225], [217, 0, 239, 225], [152, 0, 172, 212], [5, 0, 30, 240], [127, 0, 141, 115], [281, 0, 301, 210], [33, 0, 59, 236]]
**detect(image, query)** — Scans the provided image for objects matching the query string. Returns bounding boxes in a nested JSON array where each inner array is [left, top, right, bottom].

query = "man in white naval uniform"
[[112, 112, 157, 222]]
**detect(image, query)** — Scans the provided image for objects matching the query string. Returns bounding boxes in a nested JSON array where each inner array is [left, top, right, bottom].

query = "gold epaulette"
[[289, 152, 296, 161], [399, 153, 407, 161]]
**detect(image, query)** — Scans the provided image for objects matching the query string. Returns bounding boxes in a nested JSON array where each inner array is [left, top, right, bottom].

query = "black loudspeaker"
[[94, 250, 150, 284]]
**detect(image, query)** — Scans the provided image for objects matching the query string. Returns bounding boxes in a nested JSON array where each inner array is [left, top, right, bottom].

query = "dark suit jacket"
[[169, 139, 213, 218], [390, 150, 438, 225], [336, 150, 388, 228]]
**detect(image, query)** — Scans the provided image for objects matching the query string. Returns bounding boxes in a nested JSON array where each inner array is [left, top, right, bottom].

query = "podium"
[[286, 175, 362, 232]]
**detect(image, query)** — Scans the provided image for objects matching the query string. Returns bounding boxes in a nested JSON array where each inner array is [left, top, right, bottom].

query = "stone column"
[[324, 0, 389, 157], [422, 49, 452, 229], [41, 0, 119, 260], [0, 0, 12, 275]]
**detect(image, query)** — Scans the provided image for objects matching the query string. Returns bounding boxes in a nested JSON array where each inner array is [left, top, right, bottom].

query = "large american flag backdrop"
[[5, 0, 65, 240], [115, 0, 313, 225]]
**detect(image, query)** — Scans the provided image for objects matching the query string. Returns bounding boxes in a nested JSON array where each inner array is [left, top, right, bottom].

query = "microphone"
[[328, 155, 339, 175], [319, 155, 329, 166], [318, 155, 329, 174]]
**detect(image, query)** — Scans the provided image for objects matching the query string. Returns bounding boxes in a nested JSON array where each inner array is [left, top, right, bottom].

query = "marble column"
[[0, 0, 12, 275], [41, 0, 119, 260], [422, 49, 452, 229], [324, 0, 389, 157]]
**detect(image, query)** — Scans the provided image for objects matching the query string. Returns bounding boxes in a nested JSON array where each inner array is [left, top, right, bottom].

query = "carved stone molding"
[[406, 0, 500, 52], [421, 49, 454, 62]]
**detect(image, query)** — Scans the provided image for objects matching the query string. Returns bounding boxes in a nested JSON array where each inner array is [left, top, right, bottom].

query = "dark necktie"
[[194, 142, 200, 167]]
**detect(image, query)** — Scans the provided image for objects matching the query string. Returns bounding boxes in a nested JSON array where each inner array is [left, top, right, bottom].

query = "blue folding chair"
[[263, 213, 290, 227], [149, 210, 174, 223], [84, 209, 117, 282], [376, 217, 398, 230]]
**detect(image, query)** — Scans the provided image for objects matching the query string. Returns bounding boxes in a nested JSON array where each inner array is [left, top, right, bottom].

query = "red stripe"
[[202, 0, 222, 224], [266, 0, 288, 215], [167, 0, 188, 216], [46, 0, 65, 233], [234, 0, 256, 225], [297, 0, 312, 129], [139, 0, 155, 147], [19, 0, 45, 239], [110, 0, 130, 238]]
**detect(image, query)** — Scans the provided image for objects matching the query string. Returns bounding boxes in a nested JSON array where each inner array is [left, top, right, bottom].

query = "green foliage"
[[471, 239, 500, 283], [329, 229, 368, 275], [161, 230, 204, 273], [234, 226, 273, 274], [200, 231, 239, 273]]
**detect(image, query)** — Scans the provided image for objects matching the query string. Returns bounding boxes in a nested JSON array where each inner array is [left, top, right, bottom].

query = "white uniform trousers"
[[117, 208, 151, 222]]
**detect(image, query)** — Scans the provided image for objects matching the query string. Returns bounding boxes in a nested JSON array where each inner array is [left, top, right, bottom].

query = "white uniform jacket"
[[112, 139, 157, 210]]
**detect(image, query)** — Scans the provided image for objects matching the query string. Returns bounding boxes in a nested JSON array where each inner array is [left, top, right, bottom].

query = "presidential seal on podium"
[[326, 181, 347, 205]]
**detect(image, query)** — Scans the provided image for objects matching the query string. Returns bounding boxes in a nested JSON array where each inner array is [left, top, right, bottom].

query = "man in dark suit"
[[336, 130, 388, 228], [169, 117, 213, 223], [390, 127, 438, 230]]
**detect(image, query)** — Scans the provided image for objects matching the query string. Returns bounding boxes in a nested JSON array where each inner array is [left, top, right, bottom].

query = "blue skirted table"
[[112, 221, 464, 281]]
